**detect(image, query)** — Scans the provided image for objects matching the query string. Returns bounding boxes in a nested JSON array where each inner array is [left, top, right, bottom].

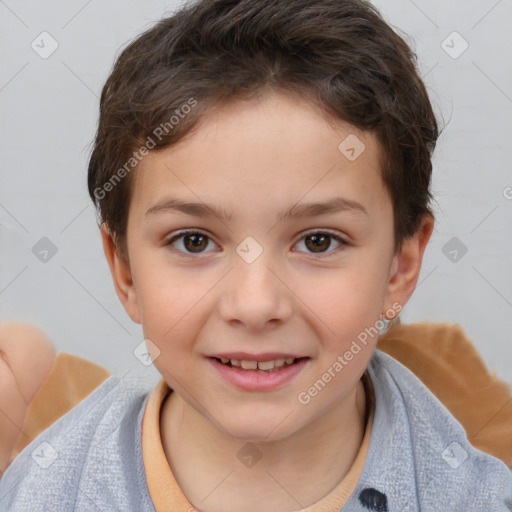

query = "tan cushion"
[[378, 319, 512, 466]]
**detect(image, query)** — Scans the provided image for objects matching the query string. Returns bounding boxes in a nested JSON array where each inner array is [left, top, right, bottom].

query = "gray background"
[[1, 0, 511, 382]]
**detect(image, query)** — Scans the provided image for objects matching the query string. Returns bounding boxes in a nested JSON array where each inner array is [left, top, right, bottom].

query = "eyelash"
[[164, 229, 349, 259]]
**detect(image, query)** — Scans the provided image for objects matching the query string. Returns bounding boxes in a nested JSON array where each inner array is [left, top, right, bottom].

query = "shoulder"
[[358, 349, 512, 511], [0, 372, 158, 512]]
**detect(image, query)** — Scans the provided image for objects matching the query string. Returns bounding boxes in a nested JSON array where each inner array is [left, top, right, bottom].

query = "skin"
[[101, 91, 433, 512]]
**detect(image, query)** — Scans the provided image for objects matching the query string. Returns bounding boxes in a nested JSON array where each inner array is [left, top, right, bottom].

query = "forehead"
[[130, 92, 391, 225]]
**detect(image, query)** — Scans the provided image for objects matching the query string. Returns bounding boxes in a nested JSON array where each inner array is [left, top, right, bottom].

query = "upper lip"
[[208, 352, 307, 362]]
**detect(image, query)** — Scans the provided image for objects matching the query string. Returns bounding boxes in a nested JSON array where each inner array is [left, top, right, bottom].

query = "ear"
[[100, 224, 141, 324], [382, 214, 435, 317]]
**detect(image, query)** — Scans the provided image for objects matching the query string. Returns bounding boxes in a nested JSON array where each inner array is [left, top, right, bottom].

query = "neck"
[[160, 377, 368, 512]]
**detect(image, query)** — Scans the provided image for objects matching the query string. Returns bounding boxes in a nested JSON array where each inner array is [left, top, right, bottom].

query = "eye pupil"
[[185, 234, 208, 252], [306, 234, 330, 253]]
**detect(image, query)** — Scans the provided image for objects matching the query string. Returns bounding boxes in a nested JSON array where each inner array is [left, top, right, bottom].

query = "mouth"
[[210, 356, 309, 373], [207, 355, 310, 391]]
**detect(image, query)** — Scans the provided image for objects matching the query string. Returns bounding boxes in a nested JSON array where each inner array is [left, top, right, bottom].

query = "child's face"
[[103, 91, 430, 441]]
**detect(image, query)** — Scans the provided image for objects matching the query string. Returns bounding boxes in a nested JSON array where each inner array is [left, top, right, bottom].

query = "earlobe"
[[382, 215, 435, 317], [100, 224, 141, 324]]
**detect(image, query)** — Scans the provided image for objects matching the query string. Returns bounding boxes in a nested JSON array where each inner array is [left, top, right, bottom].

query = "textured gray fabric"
[[1, 349, 511, 511]]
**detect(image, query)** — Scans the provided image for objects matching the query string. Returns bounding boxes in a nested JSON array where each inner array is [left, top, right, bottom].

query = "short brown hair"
[[87, 0, 439, 263]]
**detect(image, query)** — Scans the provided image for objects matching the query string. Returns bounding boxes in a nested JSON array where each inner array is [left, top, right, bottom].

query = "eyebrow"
[[145, 196, 368, 221]]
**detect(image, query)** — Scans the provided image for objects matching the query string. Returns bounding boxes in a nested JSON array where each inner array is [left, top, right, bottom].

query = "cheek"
[[305, 266, 384, 319], [135, 268, 212, 347], [296, 265, 387, 354]]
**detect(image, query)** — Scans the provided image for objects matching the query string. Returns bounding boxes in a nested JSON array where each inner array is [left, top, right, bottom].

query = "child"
[[1, 0, 511, 510]]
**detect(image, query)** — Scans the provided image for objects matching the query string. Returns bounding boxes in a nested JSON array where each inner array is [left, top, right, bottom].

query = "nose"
[[217, 247, 293, 331]]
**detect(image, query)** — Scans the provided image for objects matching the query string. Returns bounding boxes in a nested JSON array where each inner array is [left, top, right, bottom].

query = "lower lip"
[[207, 357, 309, 391]]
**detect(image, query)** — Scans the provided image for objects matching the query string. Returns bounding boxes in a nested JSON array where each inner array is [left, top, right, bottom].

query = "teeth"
[[257, 360, 275, 370], [240, 360, 258, 370], [217, 357, 298, 371]]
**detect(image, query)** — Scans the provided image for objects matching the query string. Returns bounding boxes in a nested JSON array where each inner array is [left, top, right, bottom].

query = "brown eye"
[[182, 233, 208, 252], [166, 230, 217, 256], [304, 233, 331, 253], [295, 231, 347, 256]]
